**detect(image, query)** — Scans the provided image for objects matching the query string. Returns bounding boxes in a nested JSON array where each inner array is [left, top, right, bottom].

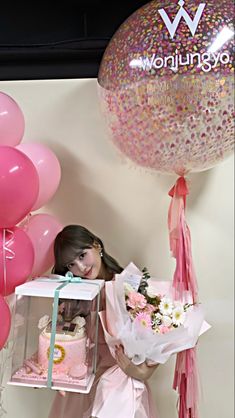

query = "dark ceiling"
[[0, 1, 149, 80]]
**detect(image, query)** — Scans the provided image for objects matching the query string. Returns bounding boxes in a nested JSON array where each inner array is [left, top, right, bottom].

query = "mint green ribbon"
[[42, 272, 101, 389]]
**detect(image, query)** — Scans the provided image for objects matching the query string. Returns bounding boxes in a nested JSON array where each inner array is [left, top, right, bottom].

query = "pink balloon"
[[0, 227, 34, 296], [16, 143, 61, 211], [24, 213, 63, 277], [0, 92, 25, 146], [0, 146, 39, 228], [0, 295, 11, 349]]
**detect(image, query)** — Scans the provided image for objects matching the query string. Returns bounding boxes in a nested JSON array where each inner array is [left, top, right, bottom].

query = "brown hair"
[[52, 225, 123, 277]]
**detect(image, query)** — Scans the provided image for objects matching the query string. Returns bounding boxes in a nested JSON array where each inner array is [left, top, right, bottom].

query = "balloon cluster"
[[0, 91, 63, 349]]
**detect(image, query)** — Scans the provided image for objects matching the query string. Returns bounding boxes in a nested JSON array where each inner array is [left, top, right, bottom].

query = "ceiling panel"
[[0, 1, 148, 80]]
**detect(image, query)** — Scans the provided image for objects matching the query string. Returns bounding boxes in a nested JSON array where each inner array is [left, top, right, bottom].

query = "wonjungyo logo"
[[159, 0, 205, 39], [129, 1, 232, 74]]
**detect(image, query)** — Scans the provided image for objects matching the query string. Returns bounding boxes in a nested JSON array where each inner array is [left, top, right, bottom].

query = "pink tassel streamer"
[[168, 177, 200, 418]]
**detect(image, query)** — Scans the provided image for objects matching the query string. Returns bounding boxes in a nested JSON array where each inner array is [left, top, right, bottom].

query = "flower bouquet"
[[92, 263, 210, 418]]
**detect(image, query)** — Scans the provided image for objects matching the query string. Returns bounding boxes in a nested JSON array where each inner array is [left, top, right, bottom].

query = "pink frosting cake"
[[38, 316, 87, 377]]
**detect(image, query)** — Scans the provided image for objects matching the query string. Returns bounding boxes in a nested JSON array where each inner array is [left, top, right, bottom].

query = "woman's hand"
[[115, 345, 159, 381]]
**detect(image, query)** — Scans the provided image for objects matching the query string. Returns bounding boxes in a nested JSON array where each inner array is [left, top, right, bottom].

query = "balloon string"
[[3, 229, 15, 260], [1, 229, 15, 416], [18, 212, 32, 232], [2, 229, 15, 295], [0, 349, 7, 416], [0, 341, 15, 417]]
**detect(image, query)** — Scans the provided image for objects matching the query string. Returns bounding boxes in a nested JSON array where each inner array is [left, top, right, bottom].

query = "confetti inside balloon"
[[98, 0, 234, 174]]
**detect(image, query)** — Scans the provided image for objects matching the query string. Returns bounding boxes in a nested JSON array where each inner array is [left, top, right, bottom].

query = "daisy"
[[172, 306, 186, 326], [159, 297, 174, 315], [135, 312, 152, 328]]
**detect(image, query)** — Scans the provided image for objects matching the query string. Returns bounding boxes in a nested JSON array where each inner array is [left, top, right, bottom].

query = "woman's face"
[[67, 245, 102, 279]]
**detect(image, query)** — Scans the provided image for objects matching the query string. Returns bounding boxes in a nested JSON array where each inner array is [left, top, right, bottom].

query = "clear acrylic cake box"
[[8, 277, 104, 393]]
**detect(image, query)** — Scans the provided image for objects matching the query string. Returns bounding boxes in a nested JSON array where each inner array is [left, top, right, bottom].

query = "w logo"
[[158, 0, 206, 39]]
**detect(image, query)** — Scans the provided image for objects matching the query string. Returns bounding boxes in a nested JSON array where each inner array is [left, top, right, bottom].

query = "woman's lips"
[[83, 267, 92, 278]]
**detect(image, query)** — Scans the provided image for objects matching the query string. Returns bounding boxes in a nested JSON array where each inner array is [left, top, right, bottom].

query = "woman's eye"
[[78, 252, 86, 260]]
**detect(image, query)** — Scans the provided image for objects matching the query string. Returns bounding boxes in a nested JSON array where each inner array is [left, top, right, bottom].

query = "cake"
[[37, 312, 88, 378]]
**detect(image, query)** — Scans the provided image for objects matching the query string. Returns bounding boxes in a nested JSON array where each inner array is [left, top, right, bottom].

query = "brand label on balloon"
[[129, 1, 233, 74], [130, 49, 231, 73], [97, 0, 234, 174], [158, 0, 205, 39]]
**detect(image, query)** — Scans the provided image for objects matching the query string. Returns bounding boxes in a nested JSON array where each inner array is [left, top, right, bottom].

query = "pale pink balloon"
[[16, 142, 61, 211], [0, 227, 34, 296], [0, 295, 11, 349], [0, 146, 39, 228], [24, 213, 63, 277], [0, 92, 25, 146]]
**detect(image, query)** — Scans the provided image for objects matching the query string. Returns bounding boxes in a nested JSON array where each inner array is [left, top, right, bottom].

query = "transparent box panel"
[[10, 293, 100, 393]]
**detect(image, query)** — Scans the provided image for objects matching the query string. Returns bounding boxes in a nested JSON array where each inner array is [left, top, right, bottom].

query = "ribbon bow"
[[56, 271, 82, 283], [168, 176, 189, 208]]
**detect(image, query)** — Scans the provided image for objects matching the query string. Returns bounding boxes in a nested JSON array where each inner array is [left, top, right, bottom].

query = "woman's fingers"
[[115, 345, 124, 361], [115, 345, 131, 370]]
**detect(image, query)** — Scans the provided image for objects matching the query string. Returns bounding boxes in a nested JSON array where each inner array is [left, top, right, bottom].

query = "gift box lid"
[[15, 277, 104, 300]]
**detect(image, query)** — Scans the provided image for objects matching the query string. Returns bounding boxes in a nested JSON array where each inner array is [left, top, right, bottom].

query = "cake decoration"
[[46, 344, 66, 364], [37, 299, 87, 374]]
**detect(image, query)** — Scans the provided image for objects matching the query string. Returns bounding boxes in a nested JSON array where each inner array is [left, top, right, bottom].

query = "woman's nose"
[[75, 260, 86, 272]]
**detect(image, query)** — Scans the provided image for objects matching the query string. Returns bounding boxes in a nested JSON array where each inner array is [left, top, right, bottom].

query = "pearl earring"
[[100, 250, 103, 257]]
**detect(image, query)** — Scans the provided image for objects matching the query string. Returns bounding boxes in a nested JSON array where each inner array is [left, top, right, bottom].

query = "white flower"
[[173, 300, 184, 309], [159, 298, 173, 315], [71, 316, 86, 328], [172, 306, 186, 326], [162, 315, 172, 327], [38, 315, 50, 330], [146, 285, 158, 298], [123, 282, 135, 296]]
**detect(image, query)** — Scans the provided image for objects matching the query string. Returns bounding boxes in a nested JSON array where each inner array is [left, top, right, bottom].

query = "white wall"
[[0, 79, 234, 418]]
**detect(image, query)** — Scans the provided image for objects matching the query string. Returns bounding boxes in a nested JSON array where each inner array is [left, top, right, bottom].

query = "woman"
[[48, 225, 158, 418]]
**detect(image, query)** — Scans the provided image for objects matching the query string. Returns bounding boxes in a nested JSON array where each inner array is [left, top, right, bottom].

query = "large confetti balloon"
[[98, 0, 234, 174]]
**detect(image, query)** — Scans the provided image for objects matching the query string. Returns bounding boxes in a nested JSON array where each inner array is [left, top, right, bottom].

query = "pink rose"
[[127, 291, 147, 309], [145, 303, 156, 313], [159, 325, 171, 334]]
